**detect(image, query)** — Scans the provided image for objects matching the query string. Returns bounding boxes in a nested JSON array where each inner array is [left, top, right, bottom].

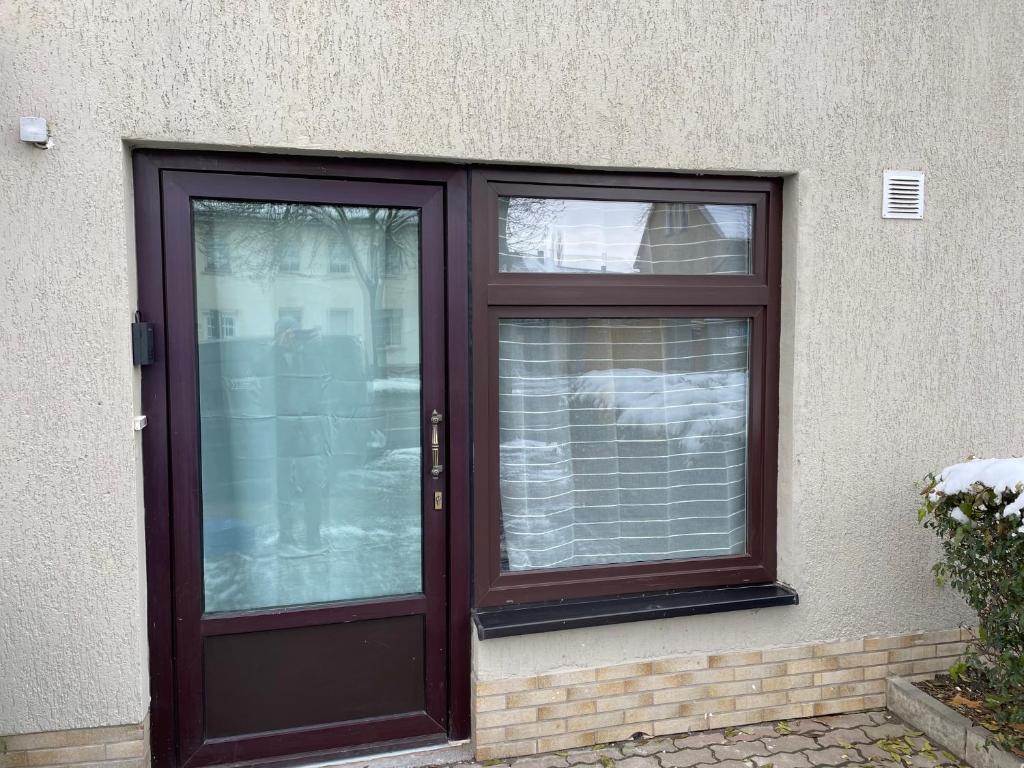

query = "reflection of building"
[[635, 203, 752, 274], [193, 203, 420, 377], [498, 199, 752, 275]]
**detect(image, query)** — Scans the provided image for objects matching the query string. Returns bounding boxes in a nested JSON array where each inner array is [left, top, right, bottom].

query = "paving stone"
[[469, 709, 927, 768], [673, 733, 730, 750], [852, 760, 902, 768], [659, 749, 716, 768], [903, 736, 945, 754], [621, 738, 678, 757], [856, 742, 905, 764], [510, 756, 570, 768], [903, 753, 951, 768], [612, 757, 660, 768], [564, 747, 624, 765], [782, 720, 831, 736], [711, 742, 774, 761], [752, 753, 813, 768], [761, 735, 818, 753], [862, 724, 914, 740], [732, 725, 785, 742], [817, 729, 871, 748], [856, 738, 953, 768], [867, 712, 895, 725], [860, 753, 937, 768], [814, 715, 877, 730], [801, 747, 864, 766]]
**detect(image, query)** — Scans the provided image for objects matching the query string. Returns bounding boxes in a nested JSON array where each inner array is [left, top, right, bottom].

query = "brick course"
[[472, 628, 970, 760], [0, 719, 148, 768]]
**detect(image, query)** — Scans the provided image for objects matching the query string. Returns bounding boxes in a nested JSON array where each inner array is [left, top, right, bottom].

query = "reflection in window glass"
[[498, 317, 749, 571], [498, 198, 752, 275], [192, 199, 423, 613], [205, 310, 237, 340], [328, 308, 354, 335]]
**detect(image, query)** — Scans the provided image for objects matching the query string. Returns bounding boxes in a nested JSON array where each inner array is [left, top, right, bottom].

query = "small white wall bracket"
[[133, 415, 148, 431], [19, 116, 53, 149]]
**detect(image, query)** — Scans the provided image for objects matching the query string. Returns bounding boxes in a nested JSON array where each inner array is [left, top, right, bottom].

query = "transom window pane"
[[498, 197, 753, 275], [497, 317, 749, 571]]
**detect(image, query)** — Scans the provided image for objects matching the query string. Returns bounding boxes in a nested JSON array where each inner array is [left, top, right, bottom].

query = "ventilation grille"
[[883, 170, 925, 219]]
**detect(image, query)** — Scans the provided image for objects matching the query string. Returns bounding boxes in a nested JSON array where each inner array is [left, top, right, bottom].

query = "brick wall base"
[[472, 628, 969, 760], [0, 718, 148, 768]]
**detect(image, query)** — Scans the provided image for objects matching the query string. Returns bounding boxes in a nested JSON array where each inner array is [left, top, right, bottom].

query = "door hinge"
[[132, 311, 155, 366]]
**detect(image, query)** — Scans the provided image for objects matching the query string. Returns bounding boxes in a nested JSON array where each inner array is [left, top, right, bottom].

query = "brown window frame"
[[470, 168, 783, 608]]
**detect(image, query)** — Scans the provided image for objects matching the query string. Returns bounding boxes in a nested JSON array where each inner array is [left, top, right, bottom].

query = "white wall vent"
[[883, 170, 925, 219]]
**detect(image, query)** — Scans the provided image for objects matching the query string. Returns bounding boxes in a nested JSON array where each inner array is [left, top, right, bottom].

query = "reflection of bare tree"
[[498, 197, 566, 268], [193, 199, 417, 376]]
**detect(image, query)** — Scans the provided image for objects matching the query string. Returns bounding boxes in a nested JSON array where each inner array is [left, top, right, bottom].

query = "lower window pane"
[[498, 317, 749, 571]]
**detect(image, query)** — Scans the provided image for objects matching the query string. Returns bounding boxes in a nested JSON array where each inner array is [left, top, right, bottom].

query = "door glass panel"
[[498, 198, 753, 274], [193, 200, 422, 613], [497, 317, 749, 571]]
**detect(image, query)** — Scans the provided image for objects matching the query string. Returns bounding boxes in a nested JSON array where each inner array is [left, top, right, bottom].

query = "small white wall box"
[[19, 116, 49, 142], [882, 170, 925, 219]]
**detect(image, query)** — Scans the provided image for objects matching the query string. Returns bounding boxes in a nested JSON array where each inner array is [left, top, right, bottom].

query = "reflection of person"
[[273, 317, 327, 556]]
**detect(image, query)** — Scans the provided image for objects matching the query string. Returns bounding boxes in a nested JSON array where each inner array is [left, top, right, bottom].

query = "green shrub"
[[919, 458, 1024, 726]]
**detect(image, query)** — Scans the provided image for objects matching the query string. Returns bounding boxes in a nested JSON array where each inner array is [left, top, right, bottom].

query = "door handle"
[[430, 409, 443, 478]]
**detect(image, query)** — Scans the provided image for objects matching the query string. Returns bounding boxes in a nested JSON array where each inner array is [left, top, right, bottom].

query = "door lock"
[[434, 491, 443, 511]]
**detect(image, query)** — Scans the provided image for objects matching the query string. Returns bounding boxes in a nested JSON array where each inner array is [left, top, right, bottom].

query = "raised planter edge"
[[887, 676, 1022, 768]]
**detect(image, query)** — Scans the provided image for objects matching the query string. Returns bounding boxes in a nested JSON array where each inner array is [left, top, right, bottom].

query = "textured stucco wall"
[[2, 0, 1022, 735]]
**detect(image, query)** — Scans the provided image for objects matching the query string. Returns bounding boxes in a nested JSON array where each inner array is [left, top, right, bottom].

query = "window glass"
[[192, 199, 423, 613], [498, 317, 749, 571], [498, 198, 753, 275]]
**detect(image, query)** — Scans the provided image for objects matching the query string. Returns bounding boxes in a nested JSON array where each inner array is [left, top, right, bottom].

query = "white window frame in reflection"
[[204, 309, 237, 340]]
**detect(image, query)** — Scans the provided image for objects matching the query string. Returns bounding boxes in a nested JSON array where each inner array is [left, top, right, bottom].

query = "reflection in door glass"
[[193, 200, 422, 613]]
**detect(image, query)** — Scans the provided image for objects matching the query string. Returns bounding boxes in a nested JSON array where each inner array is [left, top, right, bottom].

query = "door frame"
[[133, 150, 471, 768]]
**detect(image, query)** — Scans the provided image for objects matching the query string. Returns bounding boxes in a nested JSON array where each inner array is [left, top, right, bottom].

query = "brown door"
[[154, 168, 450, 767]]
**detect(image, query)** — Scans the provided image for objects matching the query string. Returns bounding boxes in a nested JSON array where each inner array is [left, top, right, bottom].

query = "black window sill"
[[472, 582, 799, 639]]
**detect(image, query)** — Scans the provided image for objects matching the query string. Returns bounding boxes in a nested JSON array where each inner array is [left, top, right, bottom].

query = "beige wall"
[[2, 0, 1022, 736]]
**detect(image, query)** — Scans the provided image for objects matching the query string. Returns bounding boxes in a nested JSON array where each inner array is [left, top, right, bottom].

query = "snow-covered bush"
[[919, 458, 1024, 723]]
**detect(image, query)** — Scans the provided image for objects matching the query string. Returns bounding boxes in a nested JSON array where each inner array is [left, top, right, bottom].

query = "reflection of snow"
[[203, 447, 423, 614], [372, 378, 420, 393], [572, 369, 747, 438]]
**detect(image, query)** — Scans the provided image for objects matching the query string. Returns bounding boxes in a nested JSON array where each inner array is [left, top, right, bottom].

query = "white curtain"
[[498, 318, 749, 571]]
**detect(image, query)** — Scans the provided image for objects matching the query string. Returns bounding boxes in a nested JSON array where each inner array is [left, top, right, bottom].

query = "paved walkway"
[[459, 712, 964, 768]]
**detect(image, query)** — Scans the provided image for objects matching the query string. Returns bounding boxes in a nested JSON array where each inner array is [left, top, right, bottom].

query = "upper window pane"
[[498, 197, 753, 275]]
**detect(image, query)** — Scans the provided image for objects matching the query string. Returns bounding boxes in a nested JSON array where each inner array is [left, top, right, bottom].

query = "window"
[[374, 308, 402, 348], [329, 249, 352, 274], [472, 169, 781, 607], [278, 248, 301, 273], [204, 310, 236, 340]]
